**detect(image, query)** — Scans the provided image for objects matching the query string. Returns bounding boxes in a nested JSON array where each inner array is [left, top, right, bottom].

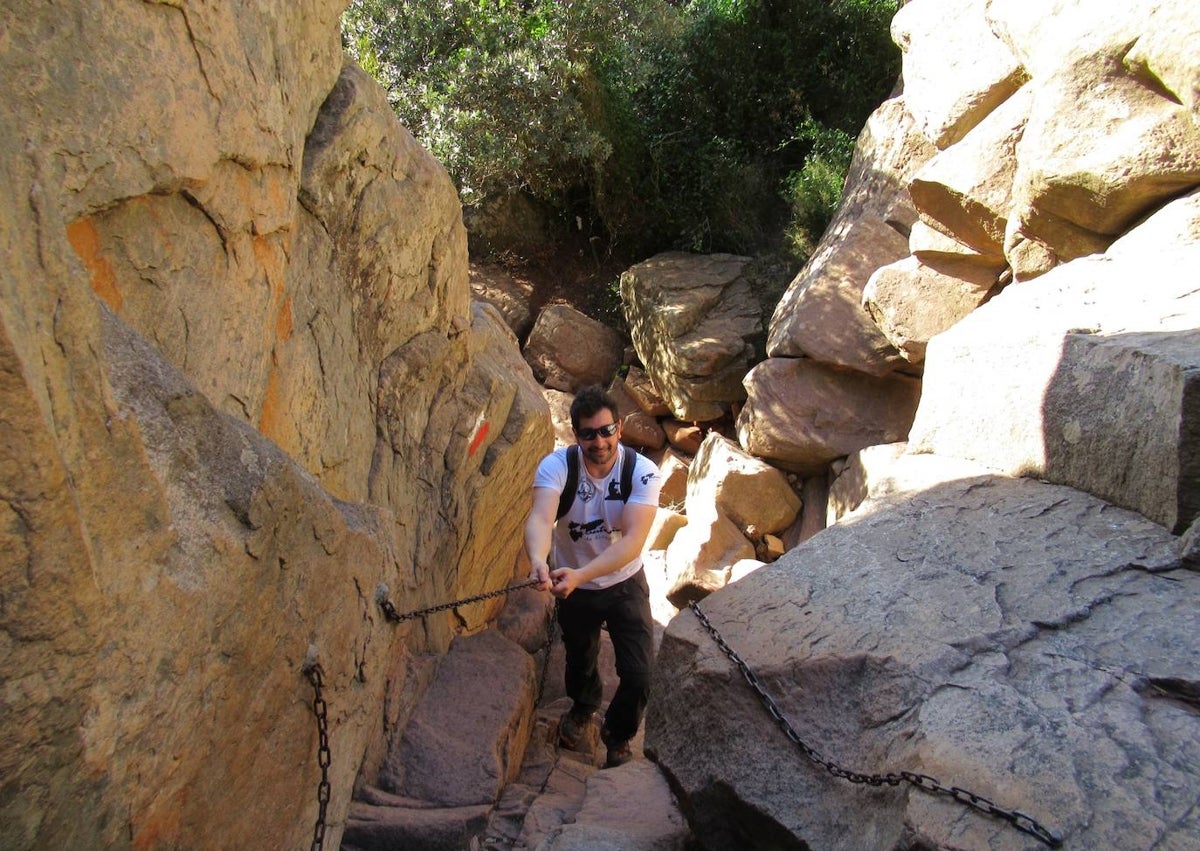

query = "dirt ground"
[[477, 235, 636, 333]]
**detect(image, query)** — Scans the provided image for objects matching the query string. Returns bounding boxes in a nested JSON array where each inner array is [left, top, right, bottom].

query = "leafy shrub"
[[783, 121, 856, 263], [343, 0, 900, 260]]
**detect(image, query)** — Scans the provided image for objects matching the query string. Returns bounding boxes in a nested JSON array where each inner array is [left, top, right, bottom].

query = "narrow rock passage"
[[480, 557, 698, 851]]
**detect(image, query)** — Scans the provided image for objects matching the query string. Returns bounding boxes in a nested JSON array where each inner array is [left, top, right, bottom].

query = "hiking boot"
[[558, 709, 594, 751], [600, 723, 633, 768], [604, 739, 633, 769]]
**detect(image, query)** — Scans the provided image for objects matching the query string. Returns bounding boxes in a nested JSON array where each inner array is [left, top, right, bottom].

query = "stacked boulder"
[[738, 91, 933, 472], [516, 246, 801, 616], [621, 252, 763, 423], [662, 435, 801, 607], [648, 1, 1200, 849]]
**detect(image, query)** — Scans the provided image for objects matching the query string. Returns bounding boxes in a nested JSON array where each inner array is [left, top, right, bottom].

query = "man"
[[525, 385, 661, 768]]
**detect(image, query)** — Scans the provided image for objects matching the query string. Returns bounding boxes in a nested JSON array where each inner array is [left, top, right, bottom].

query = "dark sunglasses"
[[576, 422, 619, 441]]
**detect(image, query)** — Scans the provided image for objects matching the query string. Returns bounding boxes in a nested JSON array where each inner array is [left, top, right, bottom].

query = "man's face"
[[574, 409, 621, 469]]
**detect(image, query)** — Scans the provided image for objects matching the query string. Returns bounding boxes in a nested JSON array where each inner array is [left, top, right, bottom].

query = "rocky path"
[[478, 622, 697, 851], [342, 555, 698, 851]]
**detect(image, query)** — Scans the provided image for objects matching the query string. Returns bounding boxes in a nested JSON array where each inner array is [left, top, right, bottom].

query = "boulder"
[[609, 377, 666, 451], [827, 445, 998, 526], [343, 800, 491, 851], [755, 536, 784, 563], [538, 761, 691, 851], [1106, 186, 1200, 257], [514, 755, 598, 849], [664, 515, 756, 608], [496, 584, 555, 655], [523, 303, 625, 393], [767, 96, 936, 376], [663, 420, 704, 456], [623, 365, 673, 417], [738, 358, 922, 475], [686, 434, 801, 536], [543, 388, 576, 447], [469, 264, 534, 341], [656, 449, 692, 510], [792, 476, 830, 548], [908, 234, 1200, 533], [380, 629, 536, 806], [907, 84, 1033, 257], [647, 509, 688, 553], [1183, 517, 1200, 569], [621, 252, 761, 422], [891, 0, 1026, 149], [826, 442, 910, 524], [648, 474, 1199, 850], [621, 414, 666, 452], [862, 253, 1003, 364], [993, 0, 1200, 279], [728, 558, 767, 583]]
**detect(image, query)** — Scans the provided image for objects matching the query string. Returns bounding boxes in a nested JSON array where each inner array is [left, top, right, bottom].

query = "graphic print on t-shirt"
[[568, 518, 606, 541], [577, 479, 596, 504]]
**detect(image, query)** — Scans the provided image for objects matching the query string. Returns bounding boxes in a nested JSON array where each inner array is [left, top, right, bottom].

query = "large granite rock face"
[[648, 474, 1200, 850], [0, 4, 550, 849], [622, 252, 762, 422], [908, 201, 1200, 533]]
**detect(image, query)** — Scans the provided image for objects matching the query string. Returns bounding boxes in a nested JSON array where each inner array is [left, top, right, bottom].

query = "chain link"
[[379, 576, 558, 712], [536, 604, 558, 707], [688, 602, 1063, 848], [379, 578, 541, 623], [299, 580, 550, 851], [304, 663, 332, 851]]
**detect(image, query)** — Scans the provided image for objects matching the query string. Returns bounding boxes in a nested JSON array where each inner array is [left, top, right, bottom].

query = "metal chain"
[[688, 602, 1064, 848], [297, 580, 549, 851], [536, 604, 559, 707], [378, 578, 541, 623], [304, 663, 333, 851]]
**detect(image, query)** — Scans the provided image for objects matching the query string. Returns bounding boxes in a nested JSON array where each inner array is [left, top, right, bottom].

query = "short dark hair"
[[569, 385, 620, 432]]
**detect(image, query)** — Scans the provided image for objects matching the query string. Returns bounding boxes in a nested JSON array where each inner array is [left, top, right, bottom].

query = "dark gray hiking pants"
[[557, 567, 654, 743]]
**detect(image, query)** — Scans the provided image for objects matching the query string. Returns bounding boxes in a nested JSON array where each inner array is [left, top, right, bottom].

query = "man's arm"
[[550, 501, 657, 598], [525, 486, 560, 592]]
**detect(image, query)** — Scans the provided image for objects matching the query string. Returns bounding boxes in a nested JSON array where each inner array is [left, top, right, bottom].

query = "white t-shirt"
[[533, 445, 662, 590]]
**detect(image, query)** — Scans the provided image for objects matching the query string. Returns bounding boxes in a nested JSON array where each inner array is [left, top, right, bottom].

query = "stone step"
[[536, 760, 695, 851], [342, 797, 492, 850], [345, 592, 693, 851]]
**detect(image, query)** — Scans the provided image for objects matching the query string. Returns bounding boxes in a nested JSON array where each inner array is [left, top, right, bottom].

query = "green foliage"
[[342, 1, 657, 210], [625, 0, 900, 254], [783, 121, 856, 263], [342, 0, 900, 259]]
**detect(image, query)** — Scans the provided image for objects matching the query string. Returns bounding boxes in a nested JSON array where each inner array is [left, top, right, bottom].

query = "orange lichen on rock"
[[275, 296, 293, 343], [258, 360, 284, 440], [66, 218, 123, 311]]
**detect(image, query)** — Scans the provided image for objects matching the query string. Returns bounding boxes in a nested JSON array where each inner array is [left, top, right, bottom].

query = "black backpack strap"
[[619, 444, 636, 502], [556, 445, 579, 520]]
